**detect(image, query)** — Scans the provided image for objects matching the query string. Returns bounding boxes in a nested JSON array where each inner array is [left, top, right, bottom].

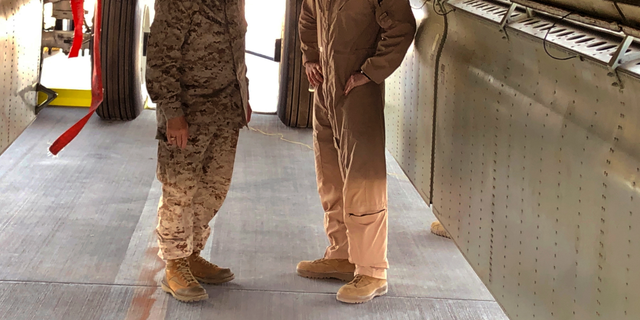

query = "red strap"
[[49, 0, 103, 155], [68, 0, 84, 58]]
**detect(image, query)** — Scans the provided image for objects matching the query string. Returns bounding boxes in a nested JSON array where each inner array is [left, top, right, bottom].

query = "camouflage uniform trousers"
[[155, 86, 244, 261]]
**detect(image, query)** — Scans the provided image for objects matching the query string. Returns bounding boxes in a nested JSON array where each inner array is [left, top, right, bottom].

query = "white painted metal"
[[609, 35, 640, 71], [0, 0, 41, 155]]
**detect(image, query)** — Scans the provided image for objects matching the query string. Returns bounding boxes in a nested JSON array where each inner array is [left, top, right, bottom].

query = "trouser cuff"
[[355, 266, 387, 280], [324, 249, 350, 260], [157, 240, 193, 261]]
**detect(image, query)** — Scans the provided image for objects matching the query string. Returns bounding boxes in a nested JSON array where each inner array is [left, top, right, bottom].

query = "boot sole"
[[430, 227, 452, 239], [161, 281, 209, 303], [297, 268, 355, 282], [336, 284, 388, 304], [195, 274, 235, 285]]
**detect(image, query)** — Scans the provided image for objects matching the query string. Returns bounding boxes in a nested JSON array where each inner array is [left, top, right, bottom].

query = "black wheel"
[[277, 0, 313, 128], [97, 0, 151, 121], [54, 19, 64, 30]]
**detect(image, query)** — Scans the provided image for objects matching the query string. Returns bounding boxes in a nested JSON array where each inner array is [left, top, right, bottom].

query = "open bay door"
[[100, 0, 309, 125]]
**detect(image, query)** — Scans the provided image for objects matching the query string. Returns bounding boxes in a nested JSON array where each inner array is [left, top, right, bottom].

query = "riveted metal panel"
[[385, 4, 443, 202], [386, 0, 640, 319], [0, 0, 41, 155], [431, 1, 640, 319]]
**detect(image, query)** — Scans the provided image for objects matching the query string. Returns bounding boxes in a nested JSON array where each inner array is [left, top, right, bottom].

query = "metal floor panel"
[[0, 282, 506, 320], [0, 108, 507, 319]]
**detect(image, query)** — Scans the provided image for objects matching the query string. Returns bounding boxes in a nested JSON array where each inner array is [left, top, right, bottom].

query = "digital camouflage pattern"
[[155, 86, 242, 260], [146, 0, 247, 260], [146, 0, 248, 131]]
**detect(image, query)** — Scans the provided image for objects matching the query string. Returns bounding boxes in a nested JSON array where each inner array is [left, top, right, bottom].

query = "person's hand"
[[305, 62, 323, 88], [246, 102, 252, 123], [344, 72, 371, 96], [166, 116, 189, 149]]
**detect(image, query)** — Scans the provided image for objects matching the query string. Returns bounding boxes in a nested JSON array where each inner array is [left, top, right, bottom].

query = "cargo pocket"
[[348, 209, 386, 226]]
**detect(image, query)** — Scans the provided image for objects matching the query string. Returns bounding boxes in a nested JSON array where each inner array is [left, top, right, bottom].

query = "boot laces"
[[347, 275, 369, 288], [311, 258, 330, 265], [193, 253, 219, 269], [176, 258, 199, 285]]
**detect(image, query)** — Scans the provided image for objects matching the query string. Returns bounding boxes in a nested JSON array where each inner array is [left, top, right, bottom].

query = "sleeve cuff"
[[245, 76, 250, 101], [302, 49, 320, 66], [361, 62, 387, 84], [360, 70, 372, 80], [160, 101, 185, 120]]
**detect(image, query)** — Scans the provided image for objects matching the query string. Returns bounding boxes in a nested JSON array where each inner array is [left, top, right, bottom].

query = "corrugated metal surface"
[[0, 0, 41, 155], [0, 109, 508, 319]]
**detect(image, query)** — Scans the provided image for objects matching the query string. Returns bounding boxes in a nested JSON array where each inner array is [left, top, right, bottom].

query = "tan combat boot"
[[430, 221, 452, 239], [296, 258, 355, 282], [188, 251, 235, 284], [161, 258, 208, 302], [337, 275, 388, 304]]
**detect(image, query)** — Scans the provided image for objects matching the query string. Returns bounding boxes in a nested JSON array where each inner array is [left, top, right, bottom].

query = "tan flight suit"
[[299, 0, 416, 279], [146, 0, 249, 260]]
